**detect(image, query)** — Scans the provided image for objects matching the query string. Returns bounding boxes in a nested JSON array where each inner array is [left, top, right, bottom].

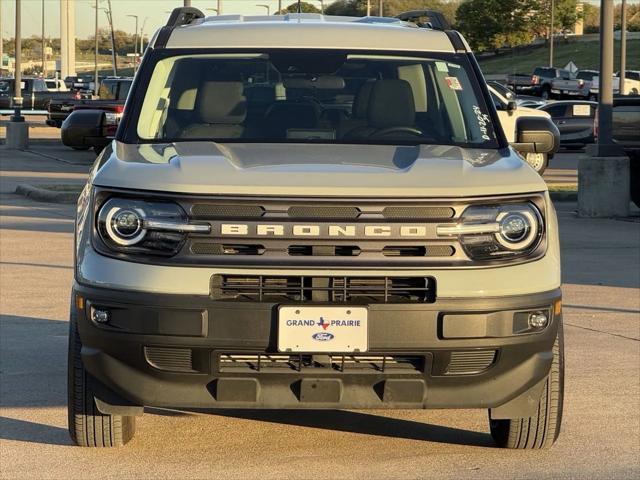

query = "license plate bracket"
[[278, 306, 368, 353]]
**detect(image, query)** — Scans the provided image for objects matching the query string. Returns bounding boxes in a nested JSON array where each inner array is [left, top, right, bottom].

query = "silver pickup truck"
[[550, 70, 598, 100]]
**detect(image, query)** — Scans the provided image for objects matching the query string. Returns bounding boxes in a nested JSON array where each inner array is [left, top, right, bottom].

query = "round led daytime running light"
[[104, 206, 147, 246]]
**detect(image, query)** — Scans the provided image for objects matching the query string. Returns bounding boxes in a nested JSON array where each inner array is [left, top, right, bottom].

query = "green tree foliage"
[[325, 0, 459, 25], [277, 1, 321, 14], [456, 0, 538, 52]]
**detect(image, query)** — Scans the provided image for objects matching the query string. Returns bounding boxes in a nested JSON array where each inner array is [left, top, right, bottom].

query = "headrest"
[[367, 79, 415, 129], [352, 82, 374, 119], [196, 81, 246, 124]]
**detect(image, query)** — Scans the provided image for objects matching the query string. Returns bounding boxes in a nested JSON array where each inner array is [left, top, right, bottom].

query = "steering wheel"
[[370, 126, 424, 139]]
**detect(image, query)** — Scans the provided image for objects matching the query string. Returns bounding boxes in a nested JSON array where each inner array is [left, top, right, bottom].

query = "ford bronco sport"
[[69, 8, 563, 449]]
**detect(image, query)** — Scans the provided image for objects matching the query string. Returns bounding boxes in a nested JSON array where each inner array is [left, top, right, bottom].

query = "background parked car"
[[550, 69, 598, 100], [45, 78, 69, 93], [487, 81, 547, 108], [538, 100, 597, 149], [488, 83, 553, 173], [0, 77, 77, 111], [591, 70, 640, 98]]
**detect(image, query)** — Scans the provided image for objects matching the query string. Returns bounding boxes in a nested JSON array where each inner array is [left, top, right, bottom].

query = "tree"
[[325, 0, 459, 25], [277, 1, 321, 14], [456, 0, 537, 52]]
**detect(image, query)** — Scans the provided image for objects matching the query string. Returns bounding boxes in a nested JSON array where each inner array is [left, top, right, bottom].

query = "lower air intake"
[[144, 346, 195, 373], [446, 350, 497, 375]]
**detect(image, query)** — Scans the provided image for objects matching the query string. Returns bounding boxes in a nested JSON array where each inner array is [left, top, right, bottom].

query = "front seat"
[[347, 79, 421, 139], [180, 81, 247, 139]]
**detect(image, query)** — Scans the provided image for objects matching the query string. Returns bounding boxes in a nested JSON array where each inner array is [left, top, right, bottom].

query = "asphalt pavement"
[[0, 142, 638, 479]]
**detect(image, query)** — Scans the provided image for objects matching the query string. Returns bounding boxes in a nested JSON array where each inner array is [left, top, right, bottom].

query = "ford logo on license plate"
[[312, 332, 335, 342]]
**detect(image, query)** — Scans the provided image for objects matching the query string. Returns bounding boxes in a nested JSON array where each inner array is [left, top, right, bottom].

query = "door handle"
[[557, 120, 567, 125]]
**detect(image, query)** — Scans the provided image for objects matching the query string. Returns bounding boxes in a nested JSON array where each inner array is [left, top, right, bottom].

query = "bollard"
[[5, 121, 29, 150], [578, 154, 630, 218]]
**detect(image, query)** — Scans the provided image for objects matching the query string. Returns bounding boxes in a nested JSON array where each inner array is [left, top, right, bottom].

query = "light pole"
[[256, 4, 270, 15], [206, 8, 220, 16], [378, 0, 383, 16], [218, 0, 223, 15], [549, 0, 555, 67], [140, 17, 148, 53], [0, 1, 3, 74], [94, 0, 99, 95], [41, 0, 46, 76], [620, 0, 627, 95], [367, 1, 371, 16], [127, 14, 138, 75], [12, 0, 23, 122]]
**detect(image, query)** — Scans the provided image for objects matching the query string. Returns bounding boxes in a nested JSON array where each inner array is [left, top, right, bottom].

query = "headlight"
[[96, 198, 210, 256], [436, 202, 543, 260]]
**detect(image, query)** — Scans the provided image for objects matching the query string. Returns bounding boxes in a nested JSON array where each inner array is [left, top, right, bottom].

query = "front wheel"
[[68, 303, 136, 447], [489, 322, 564, 449], [525, 152, 549, 174]]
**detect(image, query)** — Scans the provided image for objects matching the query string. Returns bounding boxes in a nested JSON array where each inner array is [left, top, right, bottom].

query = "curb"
[[549, 191, 578, 202], [15, 184, 81, 204]]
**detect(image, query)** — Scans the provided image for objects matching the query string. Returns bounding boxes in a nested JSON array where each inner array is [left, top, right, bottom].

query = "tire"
[[489, 322, 564, 449], [67, 304, 136, 447], [540, 87, 551, 100], [524, 152, 549, 175]]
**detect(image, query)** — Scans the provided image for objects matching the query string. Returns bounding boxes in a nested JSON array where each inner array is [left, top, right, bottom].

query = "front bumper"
[[74, 283, 561, 411]]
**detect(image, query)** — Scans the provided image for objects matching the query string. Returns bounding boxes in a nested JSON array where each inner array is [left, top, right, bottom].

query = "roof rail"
[[165, 7, 205, 28], [395, 10, 451, 31]]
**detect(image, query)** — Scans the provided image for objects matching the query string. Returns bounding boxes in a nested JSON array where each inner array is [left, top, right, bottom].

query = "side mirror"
[[61, 109, 107, 150], [507, 100, 518, 113], [512, 116, 560, 155]]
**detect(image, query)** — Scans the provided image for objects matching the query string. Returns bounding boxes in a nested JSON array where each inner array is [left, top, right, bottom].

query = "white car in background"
[[591, 70, 640, 98], [45, 78, 69, 92], [488, 84, 553, 173]]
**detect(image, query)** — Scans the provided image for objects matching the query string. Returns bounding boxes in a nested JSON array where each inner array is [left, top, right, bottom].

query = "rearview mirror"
[[512, 116, 560, 155]]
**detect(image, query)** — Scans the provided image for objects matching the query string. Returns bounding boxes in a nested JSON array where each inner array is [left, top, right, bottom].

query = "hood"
[[91, 142, 547, 198]]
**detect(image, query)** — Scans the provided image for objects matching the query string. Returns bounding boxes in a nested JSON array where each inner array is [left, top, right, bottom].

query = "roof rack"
[[165, 7, 205, 28], [395, 10, 451, 31]]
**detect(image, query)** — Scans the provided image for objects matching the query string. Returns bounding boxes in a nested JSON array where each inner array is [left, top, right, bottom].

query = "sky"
[[0, 0, 636, 40]]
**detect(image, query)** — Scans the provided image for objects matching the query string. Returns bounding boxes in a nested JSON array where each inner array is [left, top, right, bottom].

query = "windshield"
[[133, 51, 498, 148]]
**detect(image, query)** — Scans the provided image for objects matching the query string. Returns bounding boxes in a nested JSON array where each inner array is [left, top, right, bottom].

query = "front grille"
[[218, 353, 425, 373], [382, 206, 455, 219], [144, 346, 195, 372], [211, 275, 435, 303], [446, 350, 496, 375]]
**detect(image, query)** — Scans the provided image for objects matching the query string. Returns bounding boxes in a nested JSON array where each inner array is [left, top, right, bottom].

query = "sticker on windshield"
[[436, 61, 449, 73], [472, 105, 492, 141], [445, 76, 463, 91]]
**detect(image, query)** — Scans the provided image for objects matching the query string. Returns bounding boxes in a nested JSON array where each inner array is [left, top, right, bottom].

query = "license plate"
[[278, 306, 368, 353]]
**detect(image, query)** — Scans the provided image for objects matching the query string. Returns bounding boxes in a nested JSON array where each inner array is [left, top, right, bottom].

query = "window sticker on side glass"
[[572, 104, 591, 116], [445, 76, 463, 91], [436, 61, 449, 73]]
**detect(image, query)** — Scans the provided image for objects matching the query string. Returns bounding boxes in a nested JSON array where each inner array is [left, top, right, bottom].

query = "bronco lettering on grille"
[[217, 224, 434, 238]]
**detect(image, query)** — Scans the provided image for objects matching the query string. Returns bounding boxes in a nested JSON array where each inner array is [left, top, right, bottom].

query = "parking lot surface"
[[0, 144, 638, 479]]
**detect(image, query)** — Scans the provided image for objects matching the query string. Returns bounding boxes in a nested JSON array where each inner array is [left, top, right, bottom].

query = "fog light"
[[91, 307, 110, 324], [528, 311, 548, 329]]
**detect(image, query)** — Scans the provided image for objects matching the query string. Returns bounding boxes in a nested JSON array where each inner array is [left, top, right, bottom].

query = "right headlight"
[[436, 202, 544, 261]]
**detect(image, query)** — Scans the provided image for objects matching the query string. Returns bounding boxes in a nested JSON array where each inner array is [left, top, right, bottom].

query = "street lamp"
[[256, 4, 270, 15], [206, 8, 220, 16], [126, 14, 138, 74]]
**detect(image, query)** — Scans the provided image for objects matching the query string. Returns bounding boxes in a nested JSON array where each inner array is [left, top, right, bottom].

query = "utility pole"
[[278, 1, 282, 15], [41, 0, 46, 76], [578, 0, 629, 218], [379, 0, 383, 16], [94, 0, 99, 95], [106, 0, 117, 76], [620, 0, 627, 95], [218, 0, 223, 16], [0, 0, 4, 74], [549, 0, 555, 67], [256, 4, 270, 15], [7, 0, 28, 150], [140, 17, 148, 54], [127, 15, 138, 75], [183, 0, 192, 6], [12, 0, 23, 122], [367, 1, 371, 16]]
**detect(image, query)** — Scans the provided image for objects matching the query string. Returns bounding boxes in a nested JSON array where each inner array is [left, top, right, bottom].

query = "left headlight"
[[436, 202, 544, 261], [96, 197, 210, 256]]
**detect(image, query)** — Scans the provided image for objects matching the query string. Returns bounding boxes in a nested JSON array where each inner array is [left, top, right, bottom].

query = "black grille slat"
[[144, 347, 195, 372], [218, 353, 425, 373], [211, 275, 435, 303], [446, 350, 496, 375], [288, 206, 361, 219], [383, 206, 455, 219], [191, 204, 264, 218]]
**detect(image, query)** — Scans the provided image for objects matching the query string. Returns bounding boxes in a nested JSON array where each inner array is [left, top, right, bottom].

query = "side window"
[[544, 104, 568, 118]]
